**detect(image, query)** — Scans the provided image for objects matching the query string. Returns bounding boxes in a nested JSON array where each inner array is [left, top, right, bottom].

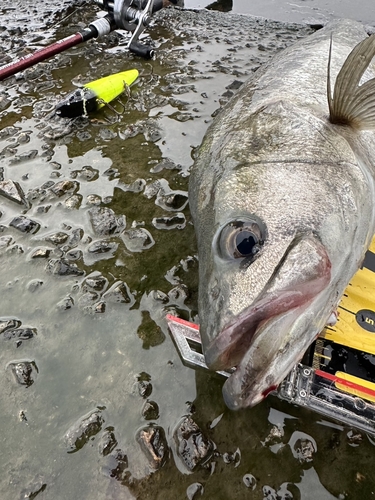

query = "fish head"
[[187, 25, 375, 410], [191, 159, 346, 409]]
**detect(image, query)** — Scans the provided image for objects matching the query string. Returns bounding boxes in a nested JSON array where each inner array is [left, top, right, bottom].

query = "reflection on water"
[[1, 2, 375, 499]]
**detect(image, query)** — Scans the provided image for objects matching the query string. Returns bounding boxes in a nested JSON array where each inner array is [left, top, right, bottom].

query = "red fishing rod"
[[0, 0, 165, 81], [0, 16, 114, 81]]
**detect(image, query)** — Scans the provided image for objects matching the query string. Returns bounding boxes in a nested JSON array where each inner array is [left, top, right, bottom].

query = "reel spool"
[[94, 0, 164, 58]]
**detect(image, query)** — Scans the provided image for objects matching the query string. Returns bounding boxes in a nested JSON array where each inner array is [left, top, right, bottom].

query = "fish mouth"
[[222, 304, 311, 410], [203, 234, 332, 408], [205, 285, 319, 371]]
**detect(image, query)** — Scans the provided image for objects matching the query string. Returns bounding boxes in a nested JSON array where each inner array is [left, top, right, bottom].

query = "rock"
[[87, 239, 118, 254], [263, 486, 278, 500], [0, 318, 21, 334], [99, 128, 117, 141], [27, 279, 43, 292], [149, 290, 168, 304], [263, 425, 284, 446], [19, 410, 28, 422], [243, 474, 257, 490], [292, 437, 316, 463], [3, 328, 36, 340], [0, 94, 11, 112], [67, 228, 84, 247], [187, 482, 204, 500], [152, 213, 186, 230], [20, 482, 47, 499], [65, 193, 82, 209], [155, 190, 188, 212], [8, 360, 38, 386], [118, 178, 146, 193], [289, 431, 317, 463], [121, 228, 154, 252], [144, 179, 167, 199], [8, 149, 38, 165], [138, 380, 153, 399], [222, 448, 241, 467], [102, 281, 134, 305], [82, 272, 108, 292], [65, 409, 104, 453], [46, 259, 84, 277], [0, 235, 12, 248], [102, 167, 120, 180], [42, 181, 55, 190], [88, 206, 126, 236], [27, 186, 47, 203], [226, 79, 244, 90], [142, 120, 162, 142], [71, 165, 99, 182], [92, 301, 106, 313], [49, 179, 78, 197], [57, 295, 74, 310], [30, 247, 52, 259], [0, 179, 27, 205], [36, 205, 52, 214], [86, 194, 102, 206], [65, 248, 82, 261], [174, 416, 214, 471], [141, 400, 160, 421], [136, 425, 168, 470], [9, 215, 40, 234], [78, 291, 100, 307], [149, 159, 181, 174], [45, 231, 69, 246], [5, 243, 24, 255], [168, 284, 189, 302], [347, 429, 363, 446], [0, 126, 18, 139], [98, 428, 118, 457], [136, 372, 153, 398]]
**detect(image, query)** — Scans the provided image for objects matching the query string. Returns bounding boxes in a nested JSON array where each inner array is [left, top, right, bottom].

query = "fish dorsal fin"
[[328, 33, 375, 129]]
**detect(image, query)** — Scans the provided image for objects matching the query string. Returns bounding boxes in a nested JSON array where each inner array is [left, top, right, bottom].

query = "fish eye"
[[217, 219, 265, 260]]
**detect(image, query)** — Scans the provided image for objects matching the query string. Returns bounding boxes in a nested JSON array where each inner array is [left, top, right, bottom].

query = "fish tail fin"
[[328, 33, 375, 129]]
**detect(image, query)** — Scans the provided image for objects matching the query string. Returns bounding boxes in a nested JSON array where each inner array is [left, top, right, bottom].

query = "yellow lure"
[[56, 69, 139, 118], [84, 69, 139, 109]]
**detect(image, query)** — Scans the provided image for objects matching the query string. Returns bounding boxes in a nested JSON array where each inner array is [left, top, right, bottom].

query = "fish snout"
[[213, 234, 332, 409]]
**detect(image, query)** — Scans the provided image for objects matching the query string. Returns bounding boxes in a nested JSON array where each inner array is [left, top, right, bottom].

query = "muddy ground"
[[1, 2, 375, 500]]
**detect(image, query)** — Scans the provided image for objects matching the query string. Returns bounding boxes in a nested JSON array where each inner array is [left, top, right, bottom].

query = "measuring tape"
[[312, 236, 375, 402]]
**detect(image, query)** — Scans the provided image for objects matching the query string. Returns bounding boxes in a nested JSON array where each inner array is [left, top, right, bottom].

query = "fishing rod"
[[0, 0, 165, 81]]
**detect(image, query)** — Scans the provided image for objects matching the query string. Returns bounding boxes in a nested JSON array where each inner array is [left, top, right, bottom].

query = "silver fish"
[[189, 19, 375, 410]]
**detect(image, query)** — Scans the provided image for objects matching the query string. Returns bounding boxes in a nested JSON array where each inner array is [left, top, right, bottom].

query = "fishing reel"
[[94, 0, 164, 58]]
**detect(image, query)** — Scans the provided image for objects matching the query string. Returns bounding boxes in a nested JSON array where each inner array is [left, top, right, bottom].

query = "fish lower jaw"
[[222, 382, 264, 410], [204, 320, 259, 372], [218, 302, 317, 410], [204, 303, 290, 372]]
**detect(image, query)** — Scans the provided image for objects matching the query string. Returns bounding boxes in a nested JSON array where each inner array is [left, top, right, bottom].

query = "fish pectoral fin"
[[328, 33, 375, 129]]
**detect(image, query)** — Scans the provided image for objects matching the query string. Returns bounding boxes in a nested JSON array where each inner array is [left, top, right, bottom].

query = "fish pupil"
[[235, 231, 258, 256]]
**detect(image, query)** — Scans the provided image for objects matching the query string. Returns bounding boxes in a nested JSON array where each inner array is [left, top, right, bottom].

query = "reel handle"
[[129, 41, 155, 59], [95, 0, 164, 57]]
